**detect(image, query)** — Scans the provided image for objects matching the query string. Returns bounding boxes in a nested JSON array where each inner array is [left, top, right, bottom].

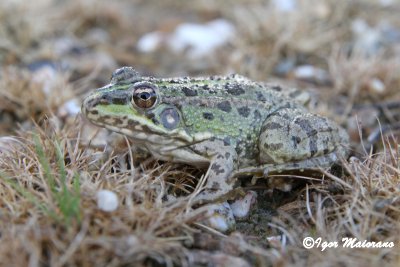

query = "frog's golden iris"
[[131, 83, 158, 109]]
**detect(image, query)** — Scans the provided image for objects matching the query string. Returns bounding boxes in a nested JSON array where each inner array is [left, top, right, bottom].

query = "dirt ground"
[[0, 0, 399, 266]]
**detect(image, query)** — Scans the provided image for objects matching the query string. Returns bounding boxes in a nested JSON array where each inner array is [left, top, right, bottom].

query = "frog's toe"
[[197, 201, 236, 232], [230, 190, 257, 219]]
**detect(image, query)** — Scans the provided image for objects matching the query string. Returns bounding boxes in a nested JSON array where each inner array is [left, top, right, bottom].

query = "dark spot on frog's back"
[[182, 87, 198, 96], [263, 122, 282, 130], [237, 106, 250, 117], [203, 112, 214, 120], [256, 91, 266, 101], [223, 137, 231, 146], [264, 143, 283, 151], [90, 110, 99, 115], [217, 100, 232, 113], [226, 84, 245, 95]]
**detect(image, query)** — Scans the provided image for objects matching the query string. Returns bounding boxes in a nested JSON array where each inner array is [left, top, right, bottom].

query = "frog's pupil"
[[140, 92, 150, 100]]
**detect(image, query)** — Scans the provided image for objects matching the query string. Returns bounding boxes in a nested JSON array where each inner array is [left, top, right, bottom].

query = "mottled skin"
[[82, 67, 349, 203]]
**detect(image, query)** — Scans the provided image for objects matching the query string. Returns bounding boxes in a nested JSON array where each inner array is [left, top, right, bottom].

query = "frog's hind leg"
[[248, 106, 347, 191], [258, 107, 346, 165]]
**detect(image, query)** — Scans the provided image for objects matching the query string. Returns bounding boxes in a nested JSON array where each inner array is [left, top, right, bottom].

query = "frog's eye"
[[131, 85, 157, 109]]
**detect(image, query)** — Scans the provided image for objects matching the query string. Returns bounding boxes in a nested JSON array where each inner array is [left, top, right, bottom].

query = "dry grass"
[[0, 0, 399, 266]]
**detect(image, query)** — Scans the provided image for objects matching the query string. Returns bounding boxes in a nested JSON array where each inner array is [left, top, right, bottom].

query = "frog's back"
[[150, 75, 294, 137], [152, 74, 293, 106]]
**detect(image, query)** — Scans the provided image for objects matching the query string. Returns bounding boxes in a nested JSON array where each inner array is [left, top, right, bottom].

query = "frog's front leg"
[[190, 139, 239, 204]]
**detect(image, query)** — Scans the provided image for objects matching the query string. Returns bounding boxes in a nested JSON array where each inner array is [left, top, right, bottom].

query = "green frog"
[[82, 67, 348, 204]]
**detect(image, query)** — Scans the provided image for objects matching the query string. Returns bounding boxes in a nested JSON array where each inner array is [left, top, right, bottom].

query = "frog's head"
[[82, 67, 210, 145]]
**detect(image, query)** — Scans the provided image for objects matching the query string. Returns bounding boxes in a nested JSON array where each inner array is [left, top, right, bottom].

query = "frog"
[[82, 66, 349, 205]]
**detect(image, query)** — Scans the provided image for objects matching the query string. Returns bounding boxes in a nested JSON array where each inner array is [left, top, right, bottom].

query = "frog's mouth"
[[83, 99, 172, 142]]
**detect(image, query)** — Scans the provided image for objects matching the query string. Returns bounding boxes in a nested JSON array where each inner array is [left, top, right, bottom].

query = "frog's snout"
[[81, 93, 105, 117], [81, 95, 94, 115]]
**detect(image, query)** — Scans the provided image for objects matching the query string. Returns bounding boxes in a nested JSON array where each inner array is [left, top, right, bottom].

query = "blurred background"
[[1, 0, 400, 151]]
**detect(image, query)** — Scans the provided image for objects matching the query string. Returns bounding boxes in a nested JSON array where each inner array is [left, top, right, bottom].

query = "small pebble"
[[367, 78, 385, 94], [292, 65, 331, 85], [97, 190, 119, 212]]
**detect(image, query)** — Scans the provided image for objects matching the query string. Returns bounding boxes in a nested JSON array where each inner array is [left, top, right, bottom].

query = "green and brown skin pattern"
[[82, 67, 349, 203]]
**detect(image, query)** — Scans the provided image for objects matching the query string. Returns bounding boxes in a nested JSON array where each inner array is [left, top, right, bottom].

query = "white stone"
[[368, 78, 385, 94], [97, 190, 119, 212], [167, 19, 236, 58], [137, 19, 235, 58], [271, 0, 297, 12], [136, 31, 165, 53]]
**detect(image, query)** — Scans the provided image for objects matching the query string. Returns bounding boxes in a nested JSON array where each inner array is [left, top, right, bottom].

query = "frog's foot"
[[198, 201, 236, 232], [198, 191, 257, 233]]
